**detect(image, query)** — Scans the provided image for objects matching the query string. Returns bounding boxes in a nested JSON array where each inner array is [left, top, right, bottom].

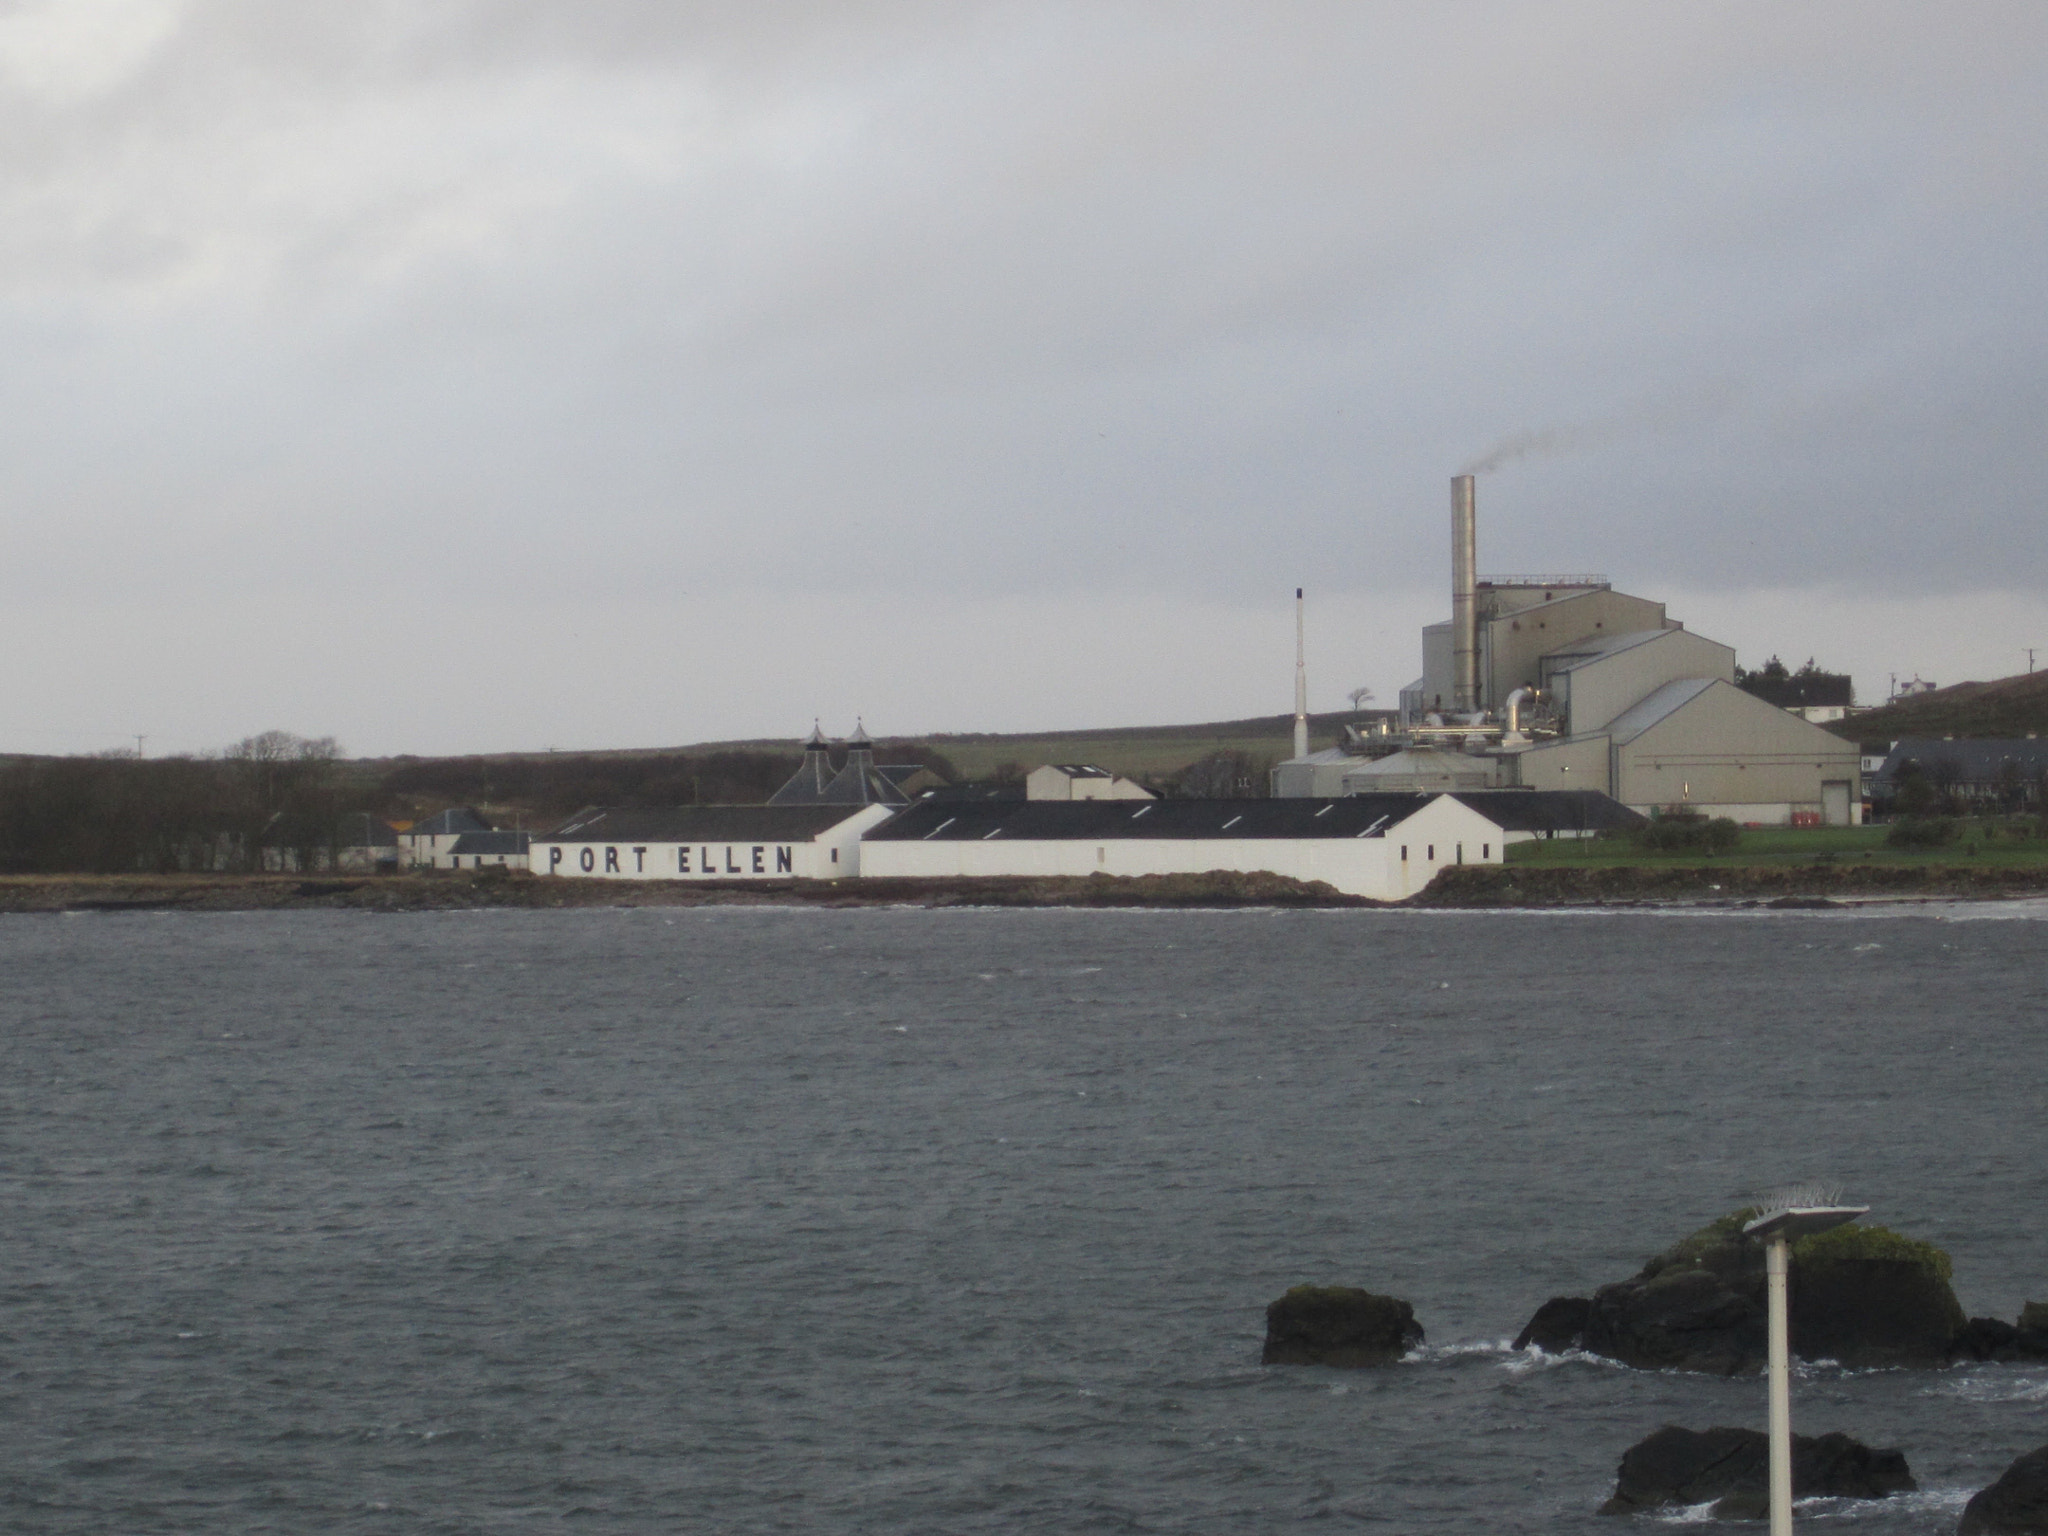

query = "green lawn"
[[1505, 821, 2048, 870]]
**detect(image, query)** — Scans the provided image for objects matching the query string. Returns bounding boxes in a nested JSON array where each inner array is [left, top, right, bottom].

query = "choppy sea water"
[[2, 903, 2045, 1534]]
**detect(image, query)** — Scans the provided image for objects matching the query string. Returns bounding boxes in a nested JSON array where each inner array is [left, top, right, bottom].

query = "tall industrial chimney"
[[1292, 587, 1310, 760], [1451, 475, 1479, 713]]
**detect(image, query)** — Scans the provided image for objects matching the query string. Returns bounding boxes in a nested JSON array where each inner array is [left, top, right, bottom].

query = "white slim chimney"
[[1293, 587, 1309, 760]]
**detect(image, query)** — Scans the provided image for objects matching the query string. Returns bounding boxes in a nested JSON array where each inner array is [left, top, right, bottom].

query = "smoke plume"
[[1460, 385, 1744, 477]]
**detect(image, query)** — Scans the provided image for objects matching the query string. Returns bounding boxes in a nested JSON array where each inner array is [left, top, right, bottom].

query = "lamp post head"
[[1743, 1205, 1869, 1244]]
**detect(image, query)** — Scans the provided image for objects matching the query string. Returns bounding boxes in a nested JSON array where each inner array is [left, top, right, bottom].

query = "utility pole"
[[2029, 649, 2037, 674], [134, 734, 146, 759]]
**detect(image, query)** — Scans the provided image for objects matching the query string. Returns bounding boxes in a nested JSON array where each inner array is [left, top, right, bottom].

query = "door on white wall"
[[1822, 781, 1851, 826]]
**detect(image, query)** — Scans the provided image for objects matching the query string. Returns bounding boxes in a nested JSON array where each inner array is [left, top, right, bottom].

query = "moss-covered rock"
[[1524, 1209, 1970, 1373], [1792, 1221, 1954, 1282]]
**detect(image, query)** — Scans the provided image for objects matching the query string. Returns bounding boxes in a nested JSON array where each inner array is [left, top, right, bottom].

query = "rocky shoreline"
[[2, 861, 2046, 914], [0, 868, 1376, 914]]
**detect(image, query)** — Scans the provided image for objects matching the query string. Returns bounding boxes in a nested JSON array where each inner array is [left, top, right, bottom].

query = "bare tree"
[[1924, 755, 1964, 817], [227, 732, 344, 871], [1173, 750, 1273, 799]]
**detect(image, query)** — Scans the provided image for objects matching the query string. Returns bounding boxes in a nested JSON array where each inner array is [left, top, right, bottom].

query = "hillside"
[[327, 711, 1377, 829], [1826, 670, 2048, 747], [674, 711, 1373, 783]]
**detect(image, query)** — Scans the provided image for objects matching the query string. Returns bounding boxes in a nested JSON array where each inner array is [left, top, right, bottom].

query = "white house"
[[530, 804, 896, 881], [399, 807, 491, 867], [859, 793, 1509, 901], [440, 831, 533, 871], [1024, 764, 1155, 801]]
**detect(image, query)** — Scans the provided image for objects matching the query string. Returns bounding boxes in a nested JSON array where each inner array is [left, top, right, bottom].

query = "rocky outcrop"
[[1961, 1444, 2048, 1533], [2026, 1302, 2048, 1350], [1599, 1424, 1915, 1519], [1261, 1285, 1423, 1367], [1949, 1309, 2048, 1364], [1585, 1262, 1766, 1375], [1515, 1211, 1973, 1373], [1512, 1296, 1593, 1353], [1791, 1252, 1965, 1367], [1954, 1316, 2027, 1360]]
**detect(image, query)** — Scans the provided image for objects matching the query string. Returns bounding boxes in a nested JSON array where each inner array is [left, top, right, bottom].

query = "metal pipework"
[[1452, 475, 1478, 712], [1503, 686, 1533, 735]]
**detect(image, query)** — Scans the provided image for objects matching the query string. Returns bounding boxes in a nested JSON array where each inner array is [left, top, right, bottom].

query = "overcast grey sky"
[[3, 1, 2043, 756]]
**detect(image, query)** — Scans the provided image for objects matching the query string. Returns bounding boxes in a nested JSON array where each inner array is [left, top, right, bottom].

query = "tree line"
[[0, 732, 1281, 876], [0, 735, 835, 875], [0, 733, 348, 875]]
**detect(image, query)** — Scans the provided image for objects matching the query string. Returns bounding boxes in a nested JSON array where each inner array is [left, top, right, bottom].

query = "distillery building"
[[1275, 476, 1861, 823]]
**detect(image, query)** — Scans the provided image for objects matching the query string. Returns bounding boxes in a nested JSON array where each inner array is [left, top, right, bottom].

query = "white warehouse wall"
[[861, 796, 1501, 900], [531, 805, 894, 880]]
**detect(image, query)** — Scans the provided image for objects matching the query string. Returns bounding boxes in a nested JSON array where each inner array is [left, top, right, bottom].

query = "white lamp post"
[[1742, 1198, 1868, 1535]]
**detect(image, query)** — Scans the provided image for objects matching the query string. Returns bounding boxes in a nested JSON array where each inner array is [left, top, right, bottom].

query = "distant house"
[[1869, 738, 2048, 811], [260, 811, 399, 873], [400, 808, 490, 867], [440, 831, 532, 871], [338, 812, 401, 872], [1024, 764, 1154, 802]]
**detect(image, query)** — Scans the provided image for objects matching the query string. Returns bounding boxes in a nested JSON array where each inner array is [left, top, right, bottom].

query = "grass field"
[[1823, 667, 2048, 746], [1506, 821, 2048, 870]]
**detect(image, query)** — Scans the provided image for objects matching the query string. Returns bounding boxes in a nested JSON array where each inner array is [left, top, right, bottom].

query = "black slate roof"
[[337, 812, 399, 848], [538, 806, 883, 843], [449, 831, 534, 855], [409, 807, 490, 837], [768, 754, 914, 807], [1872, 738, 2048, 785], [766, 740, 837, 805], [1447, 790, 1646, 833], [920, 781, 1027, 802], [865, 796, 1447, 842]]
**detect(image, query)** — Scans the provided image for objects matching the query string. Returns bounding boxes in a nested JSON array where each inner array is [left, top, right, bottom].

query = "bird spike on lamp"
[[1742, 1186, 1869, 1536]]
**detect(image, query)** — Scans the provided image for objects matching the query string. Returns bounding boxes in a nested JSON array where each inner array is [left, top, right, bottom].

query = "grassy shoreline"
[[1505, 822, 2048, 871]]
